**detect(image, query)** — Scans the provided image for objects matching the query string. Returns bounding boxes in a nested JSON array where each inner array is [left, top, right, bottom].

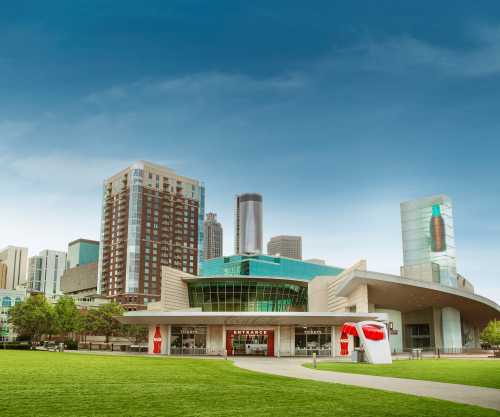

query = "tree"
[[122, 324, 148, 344], [481, 319, 500, 349], [84, 303, 124, 343], [54, 296, 81, 339], [8, 294, 55, 345]]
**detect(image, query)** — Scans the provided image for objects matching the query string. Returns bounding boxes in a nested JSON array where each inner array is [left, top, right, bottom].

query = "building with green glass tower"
[[200, 255, 343, 280], [67, 239, 100, 269]]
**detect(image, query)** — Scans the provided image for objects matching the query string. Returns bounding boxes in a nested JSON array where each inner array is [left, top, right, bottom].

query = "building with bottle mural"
[[119, 195, 500, 358]]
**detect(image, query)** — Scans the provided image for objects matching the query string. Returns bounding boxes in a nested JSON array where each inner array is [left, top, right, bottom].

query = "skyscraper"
[[267, 235, 302, 260], [203, 213, 223, 260], [28, 250, 67, 296], [67, 239, 99, 269], [97, 161, 205, 310], [234, 193, 263, 255], [400, 195, 457, 287], [0, 246, 28, 290]]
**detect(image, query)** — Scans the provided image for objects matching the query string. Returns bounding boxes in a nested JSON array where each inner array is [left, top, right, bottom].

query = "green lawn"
[[1, 352, 499, 417], [305, 359, 500, 389]]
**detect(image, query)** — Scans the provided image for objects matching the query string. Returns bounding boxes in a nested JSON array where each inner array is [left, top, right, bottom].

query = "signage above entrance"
[[229, 329, 269, 336]]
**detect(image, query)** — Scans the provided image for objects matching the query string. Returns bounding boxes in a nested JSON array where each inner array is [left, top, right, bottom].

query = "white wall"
[[442, 307, 463, 350], [375, 308, 403, 353]]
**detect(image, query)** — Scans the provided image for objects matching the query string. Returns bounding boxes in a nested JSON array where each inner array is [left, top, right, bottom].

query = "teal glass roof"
[[200, 255, 343, 280]]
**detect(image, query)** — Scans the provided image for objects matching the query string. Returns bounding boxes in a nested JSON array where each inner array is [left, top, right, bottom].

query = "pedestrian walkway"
[[233, 357, 500, 411]]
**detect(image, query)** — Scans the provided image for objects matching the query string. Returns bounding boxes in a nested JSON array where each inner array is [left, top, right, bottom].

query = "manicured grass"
[[1, 352, 499, 417], [305, 359, 500, 389]]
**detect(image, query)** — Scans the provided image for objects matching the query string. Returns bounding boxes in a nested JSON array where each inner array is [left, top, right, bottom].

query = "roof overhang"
[[117, 311, 387, 326], [336, 270, 500, 327], [183, 275, 309, 286]]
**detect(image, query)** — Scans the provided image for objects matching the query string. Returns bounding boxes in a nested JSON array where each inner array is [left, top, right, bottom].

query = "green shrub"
[[64, 339, 79, 350], [1, 342, 31, 350]]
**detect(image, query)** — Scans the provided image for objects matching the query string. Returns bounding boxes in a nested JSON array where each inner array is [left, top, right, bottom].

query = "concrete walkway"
[[233, 357, 500, 411]]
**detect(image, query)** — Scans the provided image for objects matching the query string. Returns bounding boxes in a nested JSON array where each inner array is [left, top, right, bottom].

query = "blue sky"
[[1, 1, 500, 301]]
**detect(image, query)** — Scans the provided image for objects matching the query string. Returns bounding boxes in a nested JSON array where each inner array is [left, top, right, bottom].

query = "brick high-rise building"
[[203, 212, 223, 260], [97, 161, 205, 310]]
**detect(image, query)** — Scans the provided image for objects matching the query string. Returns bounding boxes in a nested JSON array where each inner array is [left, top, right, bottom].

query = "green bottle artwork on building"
[[430, 204, 446, 252]]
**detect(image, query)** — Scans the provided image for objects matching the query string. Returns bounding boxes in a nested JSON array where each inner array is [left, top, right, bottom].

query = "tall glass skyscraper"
[[234, 193, 263, 255], [401, 195, 457, 287]]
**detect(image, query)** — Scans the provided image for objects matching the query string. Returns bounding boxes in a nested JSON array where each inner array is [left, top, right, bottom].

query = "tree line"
[[8, 294, 147, 346]]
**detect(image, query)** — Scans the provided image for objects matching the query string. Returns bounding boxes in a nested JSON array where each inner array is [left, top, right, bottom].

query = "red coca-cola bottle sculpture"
[[153, 326, 162, 354]]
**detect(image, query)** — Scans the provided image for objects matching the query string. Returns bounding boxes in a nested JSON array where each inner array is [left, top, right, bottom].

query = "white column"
[[331, 326, 336, 357], [160, 325, 169, 355], [290, 326, 295, 357], [148, 324, 155, 354], [222, 324, 226, 356]]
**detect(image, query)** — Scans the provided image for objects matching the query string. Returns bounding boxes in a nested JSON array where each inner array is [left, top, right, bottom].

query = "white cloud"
[[83, 71, 307, 106], [352, 25, 500, 77]]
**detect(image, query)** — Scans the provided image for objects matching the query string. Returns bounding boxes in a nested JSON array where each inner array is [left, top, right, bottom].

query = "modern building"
[[120, 258, 500, 357], [267, 235, 302, 260], [203, 213, 223, 260], [401, 195, 463, 350], [401, 195, 457, 288], [234, 193, 263, 255], [28, 250, 67, 296], [0, 263, 7, 289], [61, 262, 98, 297], [200, 255, 343, 280], [119, 195, 500, 357], [67, 239, 99, 269], [97, 160, 205, 310], [0, 246, 28, 290], [0, 289, 27, 341]]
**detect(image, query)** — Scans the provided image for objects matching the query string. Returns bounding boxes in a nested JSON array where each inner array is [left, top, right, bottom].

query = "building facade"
[[400, 195, 462, 349], [97, 161, 205, 310], [201, 255, 343, 280], [401, 195, 457, 287], [120, 260, 500, 357], [67, 239, 99, 269], [0, 246, 28, 290], [267, 235, 302, 260], [0, 289, 27, 341], [234, 193, 263, 255], [61, 262, 98, 297], [28, 250, 67, 296], [203, 213, 223, 260]]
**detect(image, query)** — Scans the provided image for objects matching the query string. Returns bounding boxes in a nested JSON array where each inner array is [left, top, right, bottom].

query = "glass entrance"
[[232, 334, 268, 355], [226, 330, 274, 356]]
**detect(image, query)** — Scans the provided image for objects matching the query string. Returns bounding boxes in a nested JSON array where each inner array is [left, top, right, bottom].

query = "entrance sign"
[[340, 321, 392, 364], [226, 329, 274, 356], [153, 326, 162, 354]]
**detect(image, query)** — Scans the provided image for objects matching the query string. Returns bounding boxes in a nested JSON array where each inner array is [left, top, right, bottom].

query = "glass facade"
[[170, 326, 207, 355], [200, 255, 343, 281], [126, 167, 144, 293], [401, 195, 457, 287], [67, 240, 99, 269], [187, 279, 308, 312], [294, 326, 332, 356]]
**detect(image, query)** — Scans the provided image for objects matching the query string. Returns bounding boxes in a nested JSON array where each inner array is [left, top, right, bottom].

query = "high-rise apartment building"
[[97, 161, 205, 310], [267, 235, 302, 260], [67, 238, 99, 269], [401, 195, 457, 287], [234, 193, 263, 255], [0, 246, 28, 290], [28, 250, 67, 296], [203, 212, 223, 260]]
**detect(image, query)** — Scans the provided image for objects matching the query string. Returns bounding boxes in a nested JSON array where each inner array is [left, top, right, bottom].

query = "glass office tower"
[[401, 195, 457, 287]]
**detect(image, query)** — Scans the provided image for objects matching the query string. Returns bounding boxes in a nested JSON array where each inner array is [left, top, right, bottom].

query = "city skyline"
[[1, 2, 500, 303]]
